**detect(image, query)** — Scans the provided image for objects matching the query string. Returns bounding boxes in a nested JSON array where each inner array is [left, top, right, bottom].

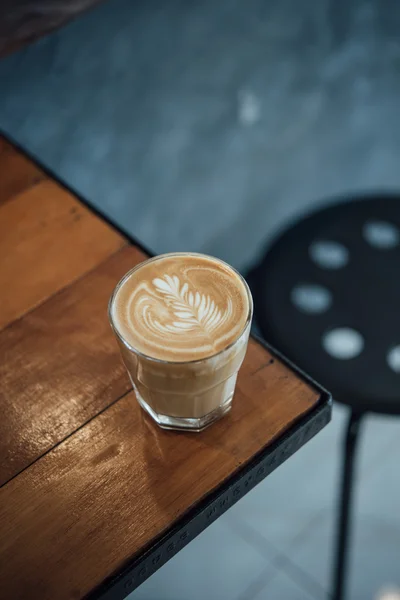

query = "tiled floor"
[[1, 0, 400, 598]]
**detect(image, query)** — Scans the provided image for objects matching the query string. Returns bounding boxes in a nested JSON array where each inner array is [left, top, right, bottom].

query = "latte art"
[[111, 253, 251, 361], [109, 252, 253, 430], [139, 274, 233, 335]]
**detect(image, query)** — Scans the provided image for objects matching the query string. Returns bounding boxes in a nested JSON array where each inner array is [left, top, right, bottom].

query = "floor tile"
[[359, 414, 400, 476], [279, 511, 400, 598], [356, 430, 400, 528], [346, 518, 400, 600], [250, 569, 318, 600], [277, 510, 334, 594], [131, 515, 272, 600]]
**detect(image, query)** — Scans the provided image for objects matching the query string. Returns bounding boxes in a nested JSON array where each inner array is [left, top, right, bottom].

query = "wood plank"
[[0, 245, 146, 486], [0, 138, 46, 204], [0, 338, 320, 600], [0, 179, 126, 330]]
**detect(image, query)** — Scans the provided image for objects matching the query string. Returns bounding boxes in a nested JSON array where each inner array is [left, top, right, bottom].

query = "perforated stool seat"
[[248, 195, 400, 600]]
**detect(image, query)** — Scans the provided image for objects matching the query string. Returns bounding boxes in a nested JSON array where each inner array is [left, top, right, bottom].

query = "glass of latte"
[[108, 253, 253, 431]]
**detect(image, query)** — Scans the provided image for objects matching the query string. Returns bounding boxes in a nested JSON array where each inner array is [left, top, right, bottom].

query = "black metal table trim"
[[2, 131, 333, 600]]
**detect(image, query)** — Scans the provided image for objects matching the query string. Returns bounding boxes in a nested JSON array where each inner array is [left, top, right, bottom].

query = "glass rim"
[[108, 251, 254, 365]]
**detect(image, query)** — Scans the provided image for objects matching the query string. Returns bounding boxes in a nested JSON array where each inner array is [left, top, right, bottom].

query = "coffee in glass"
[[109, 252, 253, 431]]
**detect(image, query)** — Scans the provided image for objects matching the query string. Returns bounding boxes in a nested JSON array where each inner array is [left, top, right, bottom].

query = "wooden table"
[[0, 135, 332, 600]]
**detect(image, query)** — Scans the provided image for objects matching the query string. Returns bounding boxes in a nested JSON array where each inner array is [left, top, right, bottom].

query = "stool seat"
[[250, 195, 400, 415]]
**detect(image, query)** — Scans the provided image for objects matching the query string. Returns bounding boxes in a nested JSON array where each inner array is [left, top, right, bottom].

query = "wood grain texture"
[[0, 338, 320, 600], [0, 245, 146, 486], [0, 138, 45, 205], [0, 178, 126, 330]]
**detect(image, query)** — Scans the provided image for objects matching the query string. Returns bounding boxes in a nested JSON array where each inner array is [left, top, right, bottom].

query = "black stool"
[[248, 196, 400, 600]]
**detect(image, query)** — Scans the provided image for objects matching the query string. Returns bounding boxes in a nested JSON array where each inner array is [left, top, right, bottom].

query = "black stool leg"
[[332, 410, 363, 600]]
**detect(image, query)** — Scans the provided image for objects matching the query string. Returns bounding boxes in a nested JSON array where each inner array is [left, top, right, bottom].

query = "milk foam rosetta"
[[111, 253, 251, 361]]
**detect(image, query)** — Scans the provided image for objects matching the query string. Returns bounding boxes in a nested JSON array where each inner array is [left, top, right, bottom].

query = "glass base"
[[135, 391, 233, 432]]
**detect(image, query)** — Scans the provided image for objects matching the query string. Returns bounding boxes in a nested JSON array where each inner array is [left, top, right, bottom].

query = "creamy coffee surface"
[[111, 253, 250, 361]]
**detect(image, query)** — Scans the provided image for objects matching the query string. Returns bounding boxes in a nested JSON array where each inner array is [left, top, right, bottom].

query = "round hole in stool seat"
[[322, 328, 364, 360], [387, 346, 400, 374], [363, 220, 400, 250], [309, 240, 349, 269], [291, 283, 332, 314], [250, 195, 400, 416]]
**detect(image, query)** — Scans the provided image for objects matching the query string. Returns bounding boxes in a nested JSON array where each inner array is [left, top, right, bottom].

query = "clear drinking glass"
[[108, 254, 253, 432]]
